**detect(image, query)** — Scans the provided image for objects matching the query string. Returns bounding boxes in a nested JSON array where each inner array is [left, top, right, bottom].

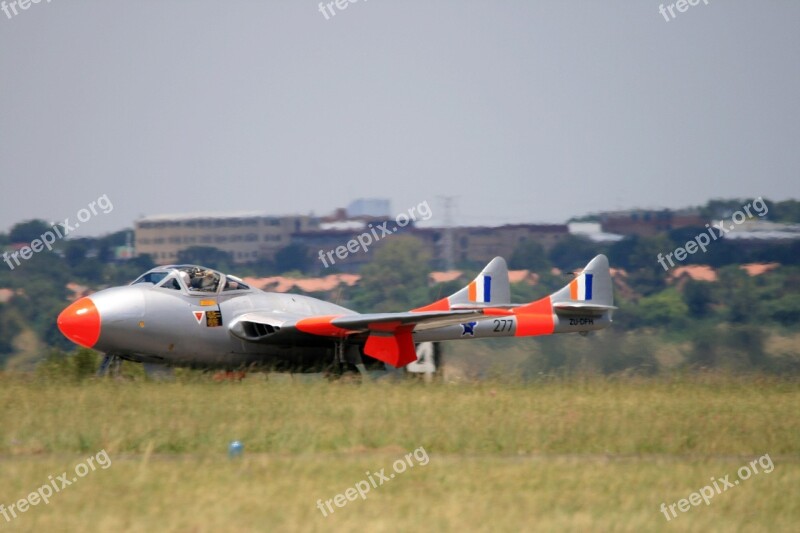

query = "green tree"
[[637, 289, 689, 327], [64, 239, 91, 268], [102, 254, 156, 285], [0, 303, 21, 358], [9, 219, 51, 243], [716, 266, 757, 323], [350, 237, 431, 312], [683, 280, 713, 318], [548, 235, 600, 271], [770, 294, 800, 326], [621, 235, 674, 296], [771, 199, 800, 223], [95, 229, 133, 263], [274, 243, 311, 274], [509, 240, 550, 271], [700, 199, 751, 220]]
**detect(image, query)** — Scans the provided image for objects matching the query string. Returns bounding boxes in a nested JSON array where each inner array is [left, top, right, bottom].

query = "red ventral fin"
[[295, 315, 349, 337], [363, 323, 417, 368]]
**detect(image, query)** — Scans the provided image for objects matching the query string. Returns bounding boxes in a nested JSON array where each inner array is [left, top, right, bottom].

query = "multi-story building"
[[598, 209, 705, 236], [135, 209, 568, 271], [346, 198, 391, 218], [293, 223, 569, 272], [135, 212, 317, 264], [414, 224, 569, 267]]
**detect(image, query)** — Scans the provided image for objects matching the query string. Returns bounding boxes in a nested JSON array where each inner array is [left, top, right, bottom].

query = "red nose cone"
[[57, 297, 101, 348]]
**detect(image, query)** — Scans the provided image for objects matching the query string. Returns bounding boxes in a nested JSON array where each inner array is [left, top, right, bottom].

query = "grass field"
[[0, 375, 798, 531]]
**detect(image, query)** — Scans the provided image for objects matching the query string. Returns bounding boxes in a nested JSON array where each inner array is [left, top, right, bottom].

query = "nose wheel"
[[97, 354, 122, 377]]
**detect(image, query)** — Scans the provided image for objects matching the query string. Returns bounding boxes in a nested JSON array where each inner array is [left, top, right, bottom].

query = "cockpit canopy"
[[132, 265, 250, 294]]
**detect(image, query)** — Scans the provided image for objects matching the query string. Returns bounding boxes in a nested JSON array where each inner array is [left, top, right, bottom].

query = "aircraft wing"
[[229, 256, 513, 368], [229, 309, 484, 367], [317, 310, 484, 332]]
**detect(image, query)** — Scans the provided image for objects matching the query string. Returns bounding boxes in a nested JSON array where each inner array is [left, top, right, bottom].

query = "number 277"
[[493, 319, 513, 332]]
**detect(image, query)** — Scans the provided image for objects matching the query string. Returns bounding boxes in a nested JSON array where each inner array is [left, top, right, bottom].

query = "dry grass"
[[0, 375, 797, 531]]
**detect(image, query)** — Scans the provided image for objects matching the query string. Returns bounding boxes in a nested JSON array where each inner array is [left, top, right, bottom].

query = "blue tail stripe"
[[484, 276, 492, 302], [585, 273, 593, 300]]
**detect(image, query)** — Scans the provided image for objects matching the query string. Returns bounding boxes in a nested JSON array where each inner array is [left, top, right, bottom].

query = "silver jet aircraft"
[[57, 255, 615, 375]]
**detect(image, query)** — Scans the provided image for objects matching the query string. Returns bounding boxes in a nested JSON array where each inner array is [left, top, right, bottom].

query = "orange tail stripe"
[[569, 279, 578, 300], [468, 281, 477, 302]]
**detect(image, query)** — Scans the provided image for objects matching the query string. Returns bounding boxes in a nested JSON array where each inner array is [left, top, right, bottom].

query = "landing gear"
[[326, 340, 369, 381], [97, 354, 122, 377]]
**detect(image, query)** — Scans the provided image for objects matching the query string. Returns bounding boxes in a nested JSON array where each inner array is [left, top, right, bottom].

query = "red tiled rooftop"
[[243, 274, 362, 293], [670, 265, 717, 282], [429, 271, 463, 284], [609, 267, 628, 278], [740, 263, 779, 276], [508, 270, 539, 285], [66, 282, 92, 301]]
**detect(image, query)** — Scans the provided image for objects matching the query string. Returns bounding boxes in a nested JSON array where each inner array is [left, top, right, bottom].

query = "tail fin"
[[511, 254, 615, 336], [549, 254, 615, 313], [413, 257, 510, 312]]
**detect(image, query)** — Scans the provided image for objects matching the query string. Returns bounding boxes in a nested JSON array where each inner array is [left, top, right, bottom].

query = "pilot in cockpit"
[[192, 270, 219, 292]]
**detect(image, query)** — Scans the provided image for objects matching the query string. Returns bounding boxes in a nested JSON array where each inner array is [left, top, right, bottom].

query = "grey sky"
[[1, 1, 798, 236]]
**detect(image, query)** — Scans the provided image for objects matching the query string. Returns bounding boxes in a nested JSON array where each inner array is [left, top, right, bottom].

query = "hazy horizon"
[[2, 1, 798, 237]]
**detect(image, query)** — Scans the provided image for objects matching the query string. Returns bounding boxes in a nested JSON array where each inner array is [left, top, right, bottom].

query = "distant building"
[[294, 223, 568, 273], [415, 224, 569, 266], [347, 198, 391, 218], [722, 220, 800, 241], [293, 222, 405, 271], [134, 212, 317, 264], [567, 222, 624, 243], [135, 206, 566, 271], [598, 209, 705, 236]]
